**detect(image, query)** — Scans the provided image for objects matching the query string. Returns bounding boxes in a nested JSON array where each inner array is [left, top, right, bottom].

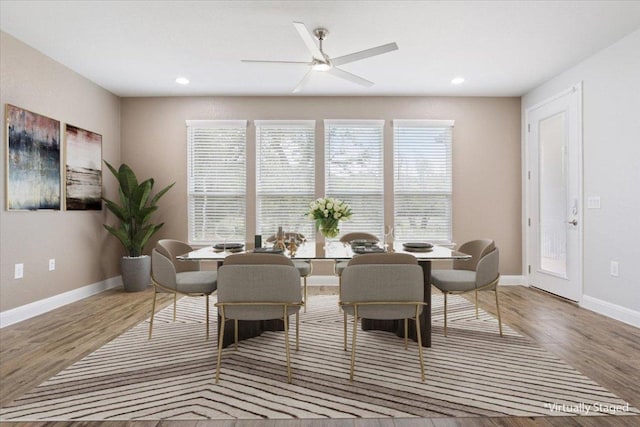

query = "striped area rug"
[[1, 293, 637, 421]]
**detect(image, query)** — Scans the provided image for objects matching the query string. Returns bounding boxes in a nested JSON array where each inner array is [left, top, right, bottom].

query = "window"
[[393, 120, 453, 243], [186, 120, 246, 244], [325, 120, 384, 238], [255, 120, 315, 240]]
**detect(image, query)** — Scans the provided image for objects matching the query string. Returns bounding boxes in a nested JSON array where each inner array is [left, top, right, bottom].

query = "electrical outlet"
[[610, 261, 619, 277], [587, 196, 601, 209], [14, 263, 24, 279], [49, 258, 56, 271]]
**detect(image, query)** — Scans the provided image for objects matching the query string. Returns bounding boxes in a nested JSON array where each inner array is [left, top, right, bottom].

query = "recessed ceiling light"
[[451, 77, 465, 85], [175, 77, 190, 85]]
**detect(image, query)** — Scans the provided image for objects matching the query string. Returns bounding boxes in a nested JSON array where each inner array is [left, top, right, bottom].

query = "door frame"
[[523, 83, 583, 302]]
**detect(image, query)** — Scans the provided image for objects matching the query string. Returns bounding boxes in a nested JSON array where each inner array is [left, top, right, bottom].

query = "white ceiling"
[[2, 0, 640, 97]]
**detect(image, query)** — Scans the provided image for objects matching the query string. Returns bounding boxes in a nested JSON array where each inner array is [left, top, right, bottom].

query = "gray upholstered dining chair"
[[334, 232, 380, 296], [215, 253, 303, 383], [157, 239, 201, 273], [430, 239, 503, 337], [265, 232, 312, 312], [340, 253, 426, 381], [149, 246, 217, 340]]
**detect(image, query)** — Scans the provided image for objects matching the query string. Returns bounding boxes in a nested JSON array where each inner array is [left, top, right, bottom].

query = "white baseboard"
[[581, 295, 640, 328], [0, 276, 123, 328], [500, 275, 527, 286]]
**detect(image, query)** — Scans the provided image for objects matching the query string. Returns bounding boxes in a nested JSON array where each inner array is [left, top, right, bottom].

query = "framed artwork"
[[64, 124, 102, 210], [5, 104, 61, 210]]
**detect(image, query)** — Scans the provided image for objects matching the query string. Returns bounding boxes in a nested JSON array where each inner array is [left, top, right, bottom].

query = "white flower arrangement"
[[305, 197, 352, 238]]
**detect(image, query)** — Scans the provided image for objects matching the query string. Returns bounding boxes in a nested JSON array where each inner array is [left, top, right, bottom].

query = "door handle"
[[568, 219, 578, 226]]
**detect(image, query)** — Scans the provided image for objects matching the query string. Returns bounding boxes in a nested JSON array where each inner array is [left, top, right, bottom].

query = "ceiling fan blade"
[[293, 22, 324, 60], [327, 67, 374, 87], [241, 59, 311, 64], [331, 42, 398, 67], [293, 70, 314, 93]]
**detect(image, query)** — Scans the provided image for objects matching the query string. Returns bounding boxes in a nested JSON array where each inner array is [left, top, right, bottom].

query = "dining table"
[[178, 241, 470, 348]]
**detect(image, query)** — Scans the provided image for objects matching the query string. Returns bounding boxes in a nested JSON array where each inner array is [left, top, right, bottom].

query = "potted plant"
[[102, 161, 174, 292]]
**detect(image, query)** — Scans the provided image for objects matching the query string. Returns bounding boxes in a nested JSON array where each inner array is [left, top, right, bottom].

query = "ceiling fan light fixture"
[[312, 62, 332, 72]]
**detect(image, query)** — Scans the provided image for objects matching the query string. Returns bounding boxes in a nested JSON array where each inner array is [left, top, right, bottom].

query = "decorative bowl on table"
[[402, 242, 434, 252], [253, 247, 284, 254], [352, 245, 386, 254], [213, 243, 244, 253]]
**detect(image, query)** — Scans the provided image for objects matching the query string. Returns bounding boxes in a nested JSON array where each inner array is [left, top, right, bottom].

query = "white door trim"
[[524, 82, 583, 302]]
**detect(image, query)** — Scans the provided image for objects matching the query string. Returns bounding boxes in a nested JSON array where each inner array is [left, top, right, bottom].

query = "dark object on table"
[[352, 246, 385, 254], [253, 247, 284, 254], [214, 242, 244, 250], [403, 242, 434, 252]]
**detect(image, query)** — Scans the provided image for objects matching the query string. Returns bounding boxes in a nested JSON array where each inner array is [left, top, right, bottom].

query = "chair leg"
[[295, 311, 300, 351], [284, 306, 292, 384], [215, 308, 226, 383], [495, 288, 504, 337], [444, 292, 448, 337], [404, 318, 408, 350], [338, 275, 342, 312], [343, 311, 348, 351], [303, 276, 308, 313], [234, 319, 239, 350], [173, 292, 177, 321], [475, 288, 479, 319], [205, 294, 210, 340], [349, 305, 358, 382], [415, 306, 425, 382], [148, 288, 157, 340]]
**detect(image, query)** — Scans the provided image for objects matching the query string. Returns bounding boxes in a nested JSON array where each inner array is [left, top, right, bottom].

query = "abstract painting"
[[64, 124, 102, 210], [6, 104, 61, 210]]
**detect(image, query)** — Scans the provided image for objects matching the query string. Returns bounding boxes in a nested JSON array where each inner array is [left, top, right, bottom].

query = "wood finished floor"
[[1, 285, 639, 427]]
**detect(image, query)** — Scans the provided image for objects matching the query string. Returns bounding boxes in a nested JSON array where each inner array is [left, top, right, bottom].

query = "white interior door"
[[526, 84, 582, 302]]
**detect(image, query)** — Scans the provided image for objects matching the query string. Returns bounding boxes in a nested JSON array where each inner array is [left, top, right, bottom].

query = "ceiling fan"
[[241, 22, 399, 93]]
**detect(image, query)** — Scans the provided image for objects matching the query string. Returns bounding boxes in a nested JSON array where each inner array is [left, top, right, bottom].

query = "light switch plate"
[[49, 258, 56, 271], [15, 263, 24, 279], [610, 261, 619, 277]]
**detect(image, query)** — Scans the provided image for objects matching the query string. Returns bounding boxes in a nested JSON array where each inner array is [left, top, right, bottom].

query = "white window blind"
[[256, 120, 315, 240], [393, 119, 453, 243], [186, 120, 246, 244], [325, 120, 384, 239]]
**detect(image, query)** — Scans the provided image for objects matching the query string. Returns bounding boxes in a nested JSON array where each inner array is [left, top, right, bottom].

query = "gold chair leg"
[[206, 294, 210, 340], [215, 308, 225, 383], [415, 306, 425, 382], [475, 288, 479, 319], [173, 292, 177, 322], [303, 276, 308, 313], [404, 318, 408, 350], [343, 311, 347, 351], [284, 306, 292, 384], [444, 292, 448, 337], [295, 310, 300, 351], [495, 288, 504, 337], [338, 274, 342, 312], [349, 305, 358, 382], [148, 288, 157, 340], [234, 319, 238, 350]]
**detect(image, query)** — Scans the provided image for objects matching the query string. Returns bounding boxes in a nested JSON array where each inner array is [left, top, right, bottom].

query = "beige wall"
[[121, 96, 522, 274], [0, 32, 122, 311]]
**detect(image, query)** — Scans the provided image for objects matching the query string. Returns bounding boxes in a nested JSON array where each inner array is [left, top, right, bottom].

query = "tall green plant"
[[102, 161, 175, 257]]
